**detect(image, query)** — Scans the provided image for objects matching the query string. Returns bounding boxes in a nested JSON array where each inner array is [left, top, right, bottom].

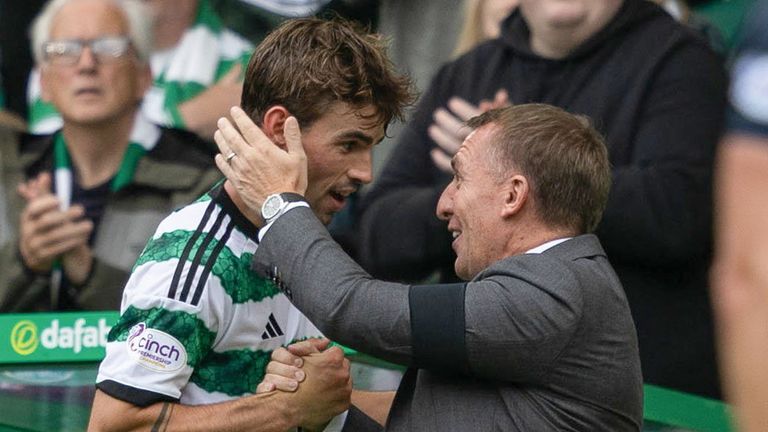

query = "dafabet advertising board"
[[0, 311, 119, 363]]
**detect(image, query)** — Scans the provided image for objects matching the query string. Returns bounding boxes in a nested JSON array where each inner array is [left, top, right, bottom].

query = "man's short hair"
[[241, 17, 414, 129], [468, 104, 611, 233], [30, 0, 153, 65]]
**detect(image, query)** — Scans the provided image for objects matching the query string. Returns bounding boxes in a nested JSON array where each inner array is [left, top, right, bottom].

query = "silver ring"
[[225, 152, 237, 163]]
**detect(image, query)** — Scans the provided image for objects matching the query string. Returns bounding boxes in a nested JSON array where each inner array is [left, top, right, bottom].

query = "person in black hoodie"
[[359, 0, 727, 399]]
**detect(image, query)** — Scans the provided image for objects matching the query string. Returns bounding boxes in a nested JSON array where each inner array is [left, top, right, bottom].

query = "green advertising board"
[[0, 312, 737, 432], [0, 311, 119, 364]]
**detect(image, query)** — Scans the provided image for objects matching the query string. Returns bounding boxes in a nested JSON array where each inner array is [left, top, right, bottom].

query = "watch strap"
[[258, 201, 310, 242], [279, 192, 306, 203]]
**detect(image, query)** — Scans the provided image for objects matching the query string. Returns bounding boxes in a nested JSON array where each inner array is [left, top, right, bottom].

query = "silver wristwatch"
[[261, 193, 306, 224]]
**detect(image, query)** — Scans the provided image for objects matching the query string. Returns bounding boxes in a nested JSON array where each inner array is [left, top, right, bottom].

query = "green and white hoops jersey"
[[96, 184, 325, 406]]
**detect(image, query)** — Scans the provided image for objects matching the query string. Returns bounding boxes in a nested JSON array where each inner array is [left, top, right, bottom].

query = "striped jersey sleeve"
[[96, 187, 313, 405], [97, 186, 328, 407]]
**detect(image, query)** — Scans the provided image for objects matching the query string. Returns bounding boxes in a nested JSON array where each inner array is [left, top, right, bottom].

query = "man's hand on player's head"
[[214, 106, 308, 218]]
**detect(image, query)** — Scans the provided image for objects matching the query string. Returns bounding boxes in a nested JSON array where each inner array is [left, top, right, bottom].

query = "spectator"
[[711, 0, 768, 430], [216, 103, 643, 431], [0, 0, 220, 311], [27, 0, 252, 141], [88, 17, 413, 431], [358, 0, 727, 398]]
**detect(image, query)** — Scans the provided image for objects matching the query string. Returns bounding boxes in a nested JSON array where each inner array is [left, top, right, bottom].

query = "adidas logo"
[[261, 314, 284, 340]]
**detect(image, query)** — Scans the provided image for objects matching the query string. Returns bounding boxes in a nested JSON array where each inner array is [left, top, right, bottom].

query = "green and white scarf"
[[49, 112, 160, 307], [27, 0, 252, 134]]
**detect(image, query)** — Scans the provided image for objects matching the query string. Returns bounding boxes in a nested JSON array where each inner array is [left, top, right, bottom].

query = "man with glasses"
[[26, 0, 252, 142], [0, 0, 220, 311]]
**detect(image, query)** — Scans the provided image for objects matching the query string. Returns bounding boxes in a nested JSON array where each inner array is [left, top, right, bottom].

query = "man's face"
[[40, 0, 151, 127], [437, 124, 508, 280], [302, 102, 384, 225]]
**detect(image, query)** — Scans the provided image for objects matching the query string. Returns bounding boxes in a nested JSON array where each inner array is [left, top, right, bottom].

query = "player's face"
[[302, 103, 384, 225]]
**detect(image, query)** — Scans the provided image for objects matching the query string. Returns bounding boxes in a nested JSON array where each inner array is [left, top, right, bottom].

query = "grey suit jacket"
[[253, 207, 642, 431]]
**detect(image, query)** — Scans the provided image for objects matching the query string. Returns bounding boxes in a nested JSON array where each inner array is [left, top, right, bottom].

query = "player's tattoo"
[[151, 402, 174, 432]]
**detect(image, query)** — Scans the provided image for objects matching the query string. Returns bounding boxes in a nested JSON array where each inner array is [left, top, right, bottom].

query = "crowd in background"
[[0, 0, 767, 429]]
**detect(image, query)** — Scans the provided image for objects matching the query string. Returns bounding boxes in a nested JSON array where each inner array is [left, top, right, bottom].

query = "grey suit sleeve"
[[254, 208, 581, 379], [253, 207, 415, 365]]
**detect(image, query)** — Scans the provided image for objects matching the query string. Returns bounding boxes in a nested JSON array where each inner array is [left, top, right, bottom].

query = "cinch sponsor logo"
[[9, 319, 110, 356], [127, 323, 187, 372]]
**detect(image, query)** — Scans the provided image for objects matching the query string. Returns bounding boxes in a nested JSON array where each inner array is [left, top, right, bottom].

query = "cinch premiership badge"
[[127, 323, 187, 372]]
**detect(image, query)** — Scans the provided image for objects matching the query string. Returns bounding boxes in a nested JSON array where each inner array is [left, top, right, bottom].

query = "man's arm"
[[89, 346, 352, 432], [712, 134, 768, 432], [254, 207, 581, 381], [711, 3, 768, 428]]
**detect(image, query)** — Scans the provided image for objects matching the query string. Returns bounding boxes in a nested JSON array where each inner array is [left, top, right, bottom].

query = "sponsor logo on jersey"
[[127, 322, 187, 372]]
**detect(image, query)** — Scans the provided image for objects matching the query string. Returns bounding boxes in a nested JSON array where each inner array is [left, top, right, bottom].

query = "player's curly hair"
[[242, 17, 415, 129]]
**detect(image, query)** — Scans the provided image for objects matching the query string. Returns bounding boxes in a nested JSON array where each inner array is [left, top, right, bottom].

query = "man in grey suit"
[[215, 103, 643, 431]]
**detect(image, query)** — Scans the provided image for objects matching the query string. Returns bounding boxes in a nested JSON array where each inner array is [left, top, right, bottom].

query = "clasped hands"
[[258, 338, 352, 431], [18, 172, 93, 284]]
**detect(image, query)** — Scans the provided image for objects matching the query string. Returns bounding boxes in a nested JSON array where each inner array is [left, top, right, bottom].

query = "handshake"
[[255, 338, 394, 431], [256, 338, 351, 431]]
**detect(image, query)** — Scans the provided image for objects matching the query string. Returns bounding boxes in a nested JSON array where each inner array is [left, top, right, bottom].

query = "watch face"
[[262, 195, 283, 220]]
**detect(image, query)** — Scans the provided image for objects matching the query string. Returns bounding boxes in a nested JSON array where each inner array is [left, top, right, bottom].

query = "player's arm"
[[89, 346, 351, 432], [88, 389, 295, 432], [88, 389, 331, 432]]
